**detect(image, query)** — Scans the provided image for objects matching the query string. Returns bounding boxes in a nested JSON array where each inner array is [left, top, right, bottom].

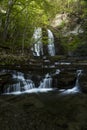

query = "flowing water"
[[3, 70, 56, 95], [39, 74, 52, 88], [1, 69, 82, 95], [47, 29, 55, 56], [32, 28, 55, 56], [60, 69, 82, 94], [32, 27, 43, 56]]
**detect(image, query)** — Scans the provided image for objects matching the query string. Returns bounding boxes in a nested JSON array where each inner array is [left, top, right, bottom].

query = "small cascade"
[[55, 69, 61, 75], [74, 70, 82, 89], [47, 29, 55, 56], [32, 28, 55, 56], [13, 72, 35, 90], [24, 79, 35, 90], [5, 82, 21, 93], [39, 73, 52, 88], [3, 69, 83, 95], [13, 72, 25, 81], [61, 70, 82, 94], [4, 71, 54, 94], [5, 72, 35, 94], [32, 27, 43, 56]]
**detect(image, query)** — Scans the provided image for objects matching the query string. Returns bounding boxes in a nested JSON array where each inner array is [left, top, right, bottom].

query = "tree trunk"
[[3, 0, 16, 41]]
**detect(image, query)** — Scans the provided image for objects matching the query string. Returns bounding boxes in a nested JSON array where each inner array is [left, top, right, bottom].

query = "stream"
[[0, 67, 82, 95], [0, 64, 87, 130]]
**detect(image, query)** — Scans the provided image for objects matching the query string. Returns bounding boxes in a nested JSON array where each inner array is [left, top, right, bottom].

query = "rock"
[[80, 73, 87, 93], [0, 73, 12, 93], [52, 70, 76, 89]]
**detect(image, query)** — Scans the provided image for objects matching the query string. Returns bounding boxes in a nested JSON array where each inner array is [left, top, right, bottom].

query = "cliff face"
[[50, 12, 87, 56]]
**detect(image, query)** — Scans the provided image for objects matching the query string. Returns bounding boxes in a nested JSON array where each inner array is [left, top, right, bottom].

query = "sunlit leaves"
[[0, 0, 87, 51]]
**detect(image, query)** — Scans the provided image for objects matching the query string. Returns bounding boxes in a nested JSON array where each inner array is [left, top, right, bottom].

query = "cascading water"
[[5, 82, 21, 93], [32, 28, 55, 56], [24, 80, 35, 90], [47, 29, 55, 56], [3, 69, 82, 95], [3, 69, 61, 95], [32, 27, 43, 56], [74, 70, 82, 90], [5, 72, 35, 94], [61, 70, 82, 94], [39, 73, 52, 88]]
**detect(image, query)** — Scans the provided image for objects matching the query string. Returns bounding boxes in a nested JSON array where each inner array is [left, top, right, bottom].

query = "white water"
[[60, 70, 82, 94], [39, 73, 52, 88], [5, 72, 35, 93], [54, 62, 71, 65], [5, 82, 21, 93], [32, 28, 55, 56], [4, 71, 58, 95], [32, 27, 43, 56], [3, 69, 82, 95], [55, 69, 61, 75], [5, 88, 53, 95], [47, 29, 55, 56]]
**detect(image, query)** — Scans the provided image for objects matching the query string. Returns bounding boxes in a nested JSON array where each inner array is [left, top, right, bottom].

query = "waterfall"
[[47, 29, 55, 56], [32, 28, 55, 56], [39, 73, 52, 88], [24, 79, 35, 90], [61, 70, 82, 94], [75, 70, 82, 88], [13, 72, 25, 81], [4, 71, 54, 94], [5, 82, 21, 93], [5, 72, 35, 94], [32, 27, 43, 56], [3, 69, 83, 95]]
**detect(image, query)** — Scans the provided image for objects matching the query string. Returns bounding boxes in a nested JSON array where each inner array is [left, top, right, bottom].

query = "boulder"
[[0, 73, 12, 93], [52, 70, 76, 89], [79, 73, 87, 93]]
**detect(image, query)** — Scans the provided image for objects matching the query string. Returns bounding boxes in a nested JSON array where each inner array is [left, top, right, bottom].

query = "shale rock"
[[80, 73, 87, 93], [52, 70, 76, 89], [0, 73, 12, 93]]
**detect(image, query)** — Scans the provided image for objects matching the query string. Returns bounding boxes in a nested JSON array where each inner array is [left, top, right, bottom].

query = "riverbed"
[[0, 58, 87, 130]]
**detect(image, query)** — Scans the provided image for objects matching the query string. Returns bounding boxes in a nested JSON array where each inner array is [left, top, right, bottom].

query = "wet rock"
[[80, 73, 87, 93], [52, 70, 76, 89], [0, 73, 12, 93], [31, 75, 42, 87]]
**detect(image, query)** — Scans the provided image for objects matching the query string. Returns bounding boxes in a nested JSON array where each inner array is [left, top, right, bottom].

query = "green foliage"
[[0, 0, 87, 55]]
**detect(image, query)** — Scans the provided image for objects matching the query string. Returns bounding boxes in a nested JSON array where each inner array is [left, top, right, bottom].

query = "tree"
[[0, 0, 87, 55]]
